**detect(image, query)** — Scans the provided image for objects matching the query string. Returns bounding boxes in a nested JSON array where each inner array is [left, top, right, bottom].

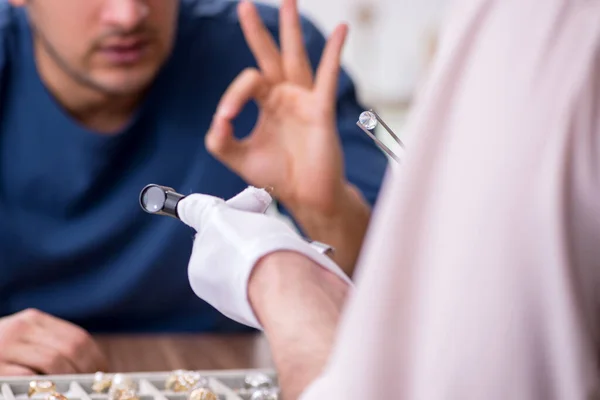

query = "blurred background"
[[259, 0, 449, 149]]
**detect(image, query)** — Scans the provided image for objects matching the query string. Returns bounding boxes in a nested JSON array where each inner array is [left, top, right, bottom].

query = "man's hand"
[[0, 309, 109, 376], [207, 0, 372, 274], [207, 0, 349, 214]]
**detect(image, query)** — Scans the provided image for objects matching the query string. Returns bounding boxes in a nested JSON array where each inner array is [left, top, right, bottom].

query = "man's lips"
[[98, 38, 150, 65], [101, 36, 148, 48]]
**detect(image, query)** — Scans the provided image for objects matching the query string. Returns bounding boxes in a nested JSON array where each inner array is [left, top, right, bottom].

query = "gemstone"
[[250, 387, 279, 400], [244, 373, 273, 390], [92, 372, 113, 393], [166, 370, 205, 392], [358, 111, 378, 130], [28, 381, 57, 397], [108, 388, 138, 400], [111, 374, 137, 391], [188, 387, 217, 400]]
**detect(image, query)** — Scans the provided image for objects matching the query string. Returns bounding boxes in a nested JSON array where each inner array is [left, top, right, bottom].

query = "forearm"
[[285, 183, 371, 277], [249, 251, 349, 400]]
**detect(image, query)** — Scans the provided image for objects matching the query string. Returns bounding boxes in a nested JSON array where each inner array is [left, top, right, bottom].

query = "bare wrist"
[[248, 251, 349, 331], [283, 183, 371, 275], [247, 251, 349, 399], [283, 181, 362, 220]]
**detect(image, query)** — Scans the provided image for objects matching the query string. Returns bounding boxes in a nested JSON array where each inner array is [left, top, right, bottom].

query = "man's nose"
[[100, 0, 149, 32]]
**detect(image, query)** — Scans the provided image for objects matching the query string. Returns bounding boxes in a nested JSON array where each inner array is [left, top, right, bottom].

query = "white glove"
[[177, 187, 353, 330], [224, 186, 273, 213]]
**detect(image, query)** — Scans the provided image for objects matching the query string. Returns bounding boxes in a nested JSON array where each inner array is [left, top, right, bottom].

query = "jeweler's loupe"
[[139, 184, 185, 219], [357, 110, 404, 162]]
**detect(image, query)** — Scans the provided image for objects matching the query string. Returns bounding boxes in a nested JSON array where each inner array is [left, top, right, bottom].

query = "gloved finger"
[[177, 194, 226, 232], [225, 187, 273, 214]]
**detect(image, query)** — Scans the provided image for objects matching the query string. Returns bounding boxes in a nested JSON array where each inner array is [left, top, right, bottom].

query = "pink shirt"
[[303, 0, 600, 398]]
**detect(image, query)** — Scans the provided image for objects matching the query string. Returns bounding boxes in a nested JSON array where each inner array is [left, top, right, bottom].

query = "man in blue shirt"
[[0, 0, 387, 375]]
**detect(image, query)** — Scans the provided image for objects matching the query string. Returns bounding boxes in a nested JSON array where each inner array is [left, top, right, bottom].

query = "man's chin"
[[101, 83, 147, 96], [91, 77, 153, 97], [88, 68, 157, 97]]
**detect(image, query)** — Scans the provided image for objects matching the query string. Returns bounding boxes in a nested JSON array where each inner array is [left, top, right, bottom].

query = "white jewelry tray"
[[0, 369, 278, 400]]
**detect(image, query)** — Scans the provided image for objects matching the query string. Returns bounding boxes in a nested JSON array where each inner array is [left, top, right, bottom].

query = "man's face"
[[14, 0, 179, 96]]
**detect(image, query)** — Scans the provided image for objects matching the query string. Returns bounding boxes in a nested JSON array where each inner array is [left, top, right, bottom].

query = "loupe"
[[139, 184, 185, 219]]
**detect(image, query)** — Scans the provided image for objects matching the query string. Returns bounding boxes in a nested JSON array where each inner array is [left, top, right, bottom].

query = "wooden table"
[[95, 334, 274, 372]]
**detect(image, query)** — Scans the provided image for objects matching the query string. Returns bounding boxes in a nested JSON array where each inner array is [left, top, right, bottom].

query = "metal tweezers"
[[356, 109, 404, 162]]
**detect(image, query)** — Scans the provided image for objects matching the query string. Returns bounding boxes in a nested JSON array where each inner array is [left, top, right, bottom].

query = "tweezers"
[[356, 109, 404, 162]]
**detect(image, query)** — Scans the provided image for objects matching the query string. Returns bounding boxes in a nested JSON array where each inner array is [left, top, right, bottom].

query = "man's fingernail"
[[217, 105, 233, 119]]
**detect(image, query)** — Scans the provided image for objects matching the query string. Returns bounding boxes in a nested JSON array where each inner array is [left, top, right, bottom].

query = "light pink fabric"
[[302, 0, 600, 398]]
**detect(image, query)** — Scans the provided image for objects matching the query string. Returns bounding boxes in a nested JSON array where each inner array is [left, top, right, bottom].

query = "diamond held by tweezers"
[[358, 111, 378, 131]]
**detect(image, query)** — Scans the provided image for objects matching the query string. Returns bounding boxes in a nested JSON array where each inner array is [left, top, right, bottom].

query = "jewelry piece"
[[250, 387, 279, 400], [111, 374, 137, 391], [44, 393, 68, 400], [187, 387, 217, 400], [244, 373, 273, 390], [109, 373, 137, 400], [108, 388, 139, 400], [165, 370, 205, 392], [357, 109, 403, 162], [28, 381, 56, 397], [92, 372, 113, 393]]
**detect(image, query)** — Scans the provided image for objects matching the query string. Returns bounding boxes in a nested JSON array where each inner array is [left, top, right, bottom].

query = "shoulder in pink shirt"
[[303, 0, 600, 398]]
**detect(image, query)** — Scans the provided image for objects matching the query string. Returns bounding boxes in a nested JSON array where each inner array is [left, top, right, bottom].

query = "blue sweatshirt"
[[0, 0, 387, 333]]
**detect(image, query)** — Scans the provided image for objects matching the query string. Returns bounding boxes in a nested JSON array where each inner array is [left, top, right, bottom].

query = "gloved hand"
[[224, 186, 273, 214], [178, 187, 353, 330]]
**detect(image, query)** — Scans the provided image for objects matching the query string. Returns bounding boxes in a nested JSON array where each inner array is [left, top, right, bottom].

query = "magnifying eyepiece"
[[140, 184, 185, 219]]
